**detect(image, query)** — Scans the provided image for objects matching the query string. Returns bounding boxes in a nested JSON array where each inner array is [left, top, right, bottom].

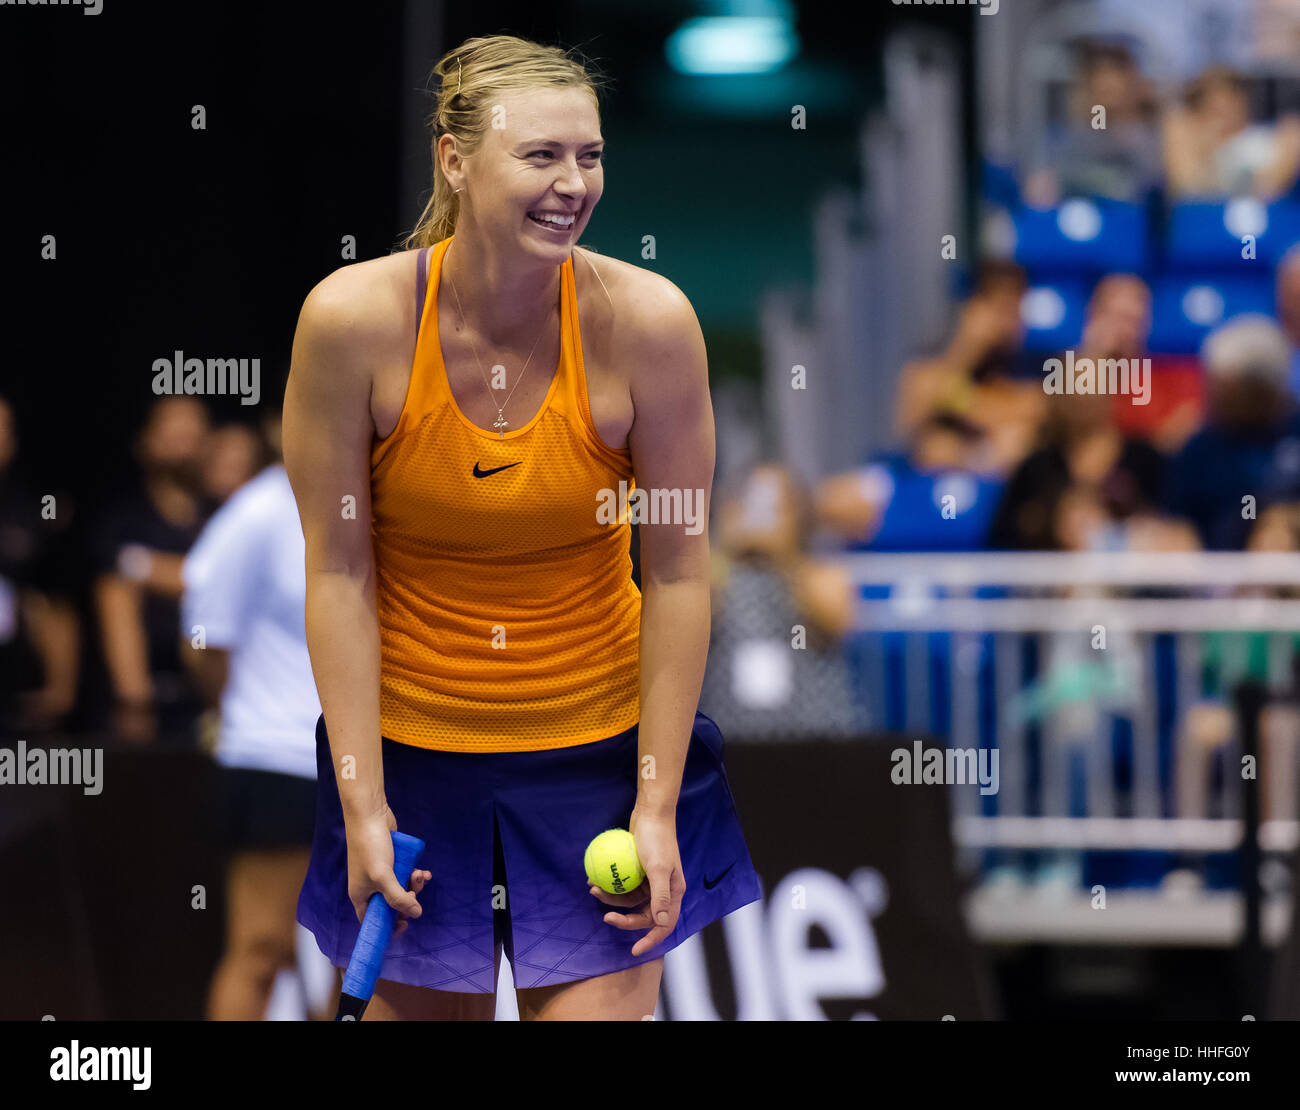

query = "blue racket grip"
[[340, 830, 426, 1002]]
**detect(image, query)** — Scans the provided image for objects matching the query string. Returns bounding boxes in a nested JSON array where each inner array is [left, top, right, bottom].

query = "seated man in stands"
[[1164, 315, 1300, 549], [989, 273, 1194, 552], [817, 411, 1004, 552], [1022, 40, 1162, 208], [893, 260, 1044, 477]]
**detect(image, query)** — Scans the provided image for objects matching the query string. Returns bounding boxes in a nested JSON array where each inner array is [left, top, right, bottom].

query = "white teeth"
[[529, 211, 575, 227]]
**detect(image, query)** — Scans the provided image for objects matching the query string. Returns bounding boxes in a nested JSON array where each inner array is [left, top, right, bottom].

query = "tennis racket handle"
[[340, 830, 426, 1003]]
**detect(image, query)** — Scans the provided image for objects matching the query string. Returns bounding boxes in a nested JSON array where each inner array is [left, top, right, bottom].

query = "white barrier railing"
[[836, 551, 1300, 587], [831, 552, 1300, 856]]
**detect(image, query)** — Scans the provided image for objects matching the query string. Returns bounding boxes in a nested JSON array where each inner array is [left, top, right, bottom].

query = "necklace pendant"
[[493, 411, 509, 437]]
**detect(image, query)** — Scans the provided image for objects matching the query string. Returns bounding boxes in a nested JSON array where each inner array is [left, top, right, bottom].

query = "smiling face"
[[1087, 275, 1151, 356], [445, 85, 605, 263]]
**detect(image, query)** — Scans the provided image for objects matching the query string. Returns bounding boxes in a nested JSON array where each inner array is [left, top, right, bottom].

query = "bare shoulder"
[[572, 247, 703, 377], [573, 246, 698, 329], [295, 250, 419, 371]]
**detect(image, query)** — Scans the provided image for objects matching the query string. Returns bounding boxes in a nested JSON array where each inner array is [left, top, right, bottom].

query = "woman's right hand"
[[344, 805, 431, 936]]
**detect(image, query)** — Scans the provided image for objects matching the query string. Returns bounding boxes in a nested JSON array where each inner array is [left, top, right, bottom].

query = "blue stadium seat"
[[981, 157, 1021, 210], [1012, 198, 1148, 276], [1147, 274, 1275, 353], [1263, 200, 1300, 266], [847, 460, 1004, 553], [1166, 198, 1300, 269], [1020, 279, 1089, 353]]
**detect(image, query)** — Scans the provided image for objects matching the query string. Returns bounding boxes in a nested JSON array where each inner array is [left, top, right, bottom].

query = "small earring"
[[455, 188, 462, 194]]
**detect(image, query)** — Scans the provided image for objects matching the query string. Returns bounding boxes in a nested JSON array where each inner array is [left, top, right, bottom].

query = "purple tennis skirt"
[[296, 709, 763, 993]]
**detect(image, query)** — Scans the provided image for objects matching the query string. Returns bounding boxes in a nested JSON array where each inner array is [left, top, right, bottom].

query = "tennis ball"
[[584, 828, 645, 895]]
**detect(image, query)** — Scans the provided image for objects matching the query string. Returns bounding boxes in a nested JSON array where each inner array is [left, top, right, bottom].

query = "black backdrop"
[[0, 1, 405, 505]]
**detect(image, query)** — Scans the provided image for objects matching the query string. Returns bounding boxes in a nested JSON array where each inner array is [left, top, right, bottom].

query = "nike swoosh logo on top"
[[703, 862, 736, 890], [472, 461, 523, 478]]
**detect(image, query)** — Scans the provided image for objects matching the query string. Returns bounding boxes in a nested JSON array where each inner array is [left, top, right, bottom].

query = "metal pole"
[[1234, 680, 1267, 1017]]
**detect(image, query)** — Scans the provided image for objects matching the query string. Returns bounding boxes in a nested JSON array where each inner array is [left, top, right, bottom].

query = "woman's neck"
[[442, 229, 563, 346]]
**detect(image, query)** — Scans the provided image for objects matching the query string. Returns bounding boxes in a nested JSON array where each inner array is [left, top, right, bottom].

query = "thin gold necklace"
[[445, 245, 554, 439]]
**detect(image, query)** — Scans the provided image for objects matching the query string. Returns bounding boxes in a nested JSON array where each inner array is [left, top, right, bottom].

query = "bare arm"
[[893, 358, 946, 440], [1163, 107, 1209, 197], [94, 574, 152, 704], [814, 470, 884, 542], [1255, 115, 1300, 201], [602, 281, 713, 957], [141, 552, 186, 597], [112, 546, 188, 598], [627, 285, 715, 820], [282, 267, 425, 924], [19, 589, 79, 720], [283, 275, 386, 821], [788, 557, 856, 642]]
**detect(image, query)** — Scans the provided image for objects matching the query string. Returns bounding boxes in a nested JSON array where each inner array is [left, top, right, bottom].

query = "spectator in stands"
[[1022, 41, 1162, 208], [1164, 65, 1300, 201], [1074, 274, 1206, 456], [700, 463, 868, 741], [202, 423, 265, 505], [1276, 244, 1300, 399], [817, 411, 1004, 551], [1083, 273, 1150, 359], [894, 260, 1044, 476], [1164, 315, 1300, 549], [0, 395, 80, 732], [92, 397, 213, 743], [990, 274, 1167, 550], [989, 395, 1166, 552]]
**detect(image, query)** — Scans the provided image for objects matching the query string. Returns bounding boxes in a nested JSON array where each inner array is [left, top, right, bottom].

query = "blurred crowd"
[[702, 41, 1300, 756], [0, 394, 276, 741], [813, 261, 1300, 556], [1024, 45, 1300, 209], [808, 43, 1300, 559]]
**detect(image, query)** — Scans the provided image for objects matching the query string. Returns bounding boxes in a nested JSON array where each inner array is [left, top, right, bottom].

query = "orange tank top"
[[369, 236, 640, 752]]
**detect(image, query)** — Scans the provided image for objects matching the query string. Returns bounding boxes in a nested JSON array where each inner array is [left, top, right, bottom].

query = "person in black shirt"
[[91, 397, 214, 743], [989, 394, 1165, 550], [1163, 316, 1300, 550], [991, 275, 1166, 550]]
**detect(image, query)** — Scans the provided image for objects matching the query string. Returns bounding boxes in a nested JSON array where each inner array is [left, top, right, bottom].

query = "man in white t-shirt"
[[181, 421, 331, 1020]]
